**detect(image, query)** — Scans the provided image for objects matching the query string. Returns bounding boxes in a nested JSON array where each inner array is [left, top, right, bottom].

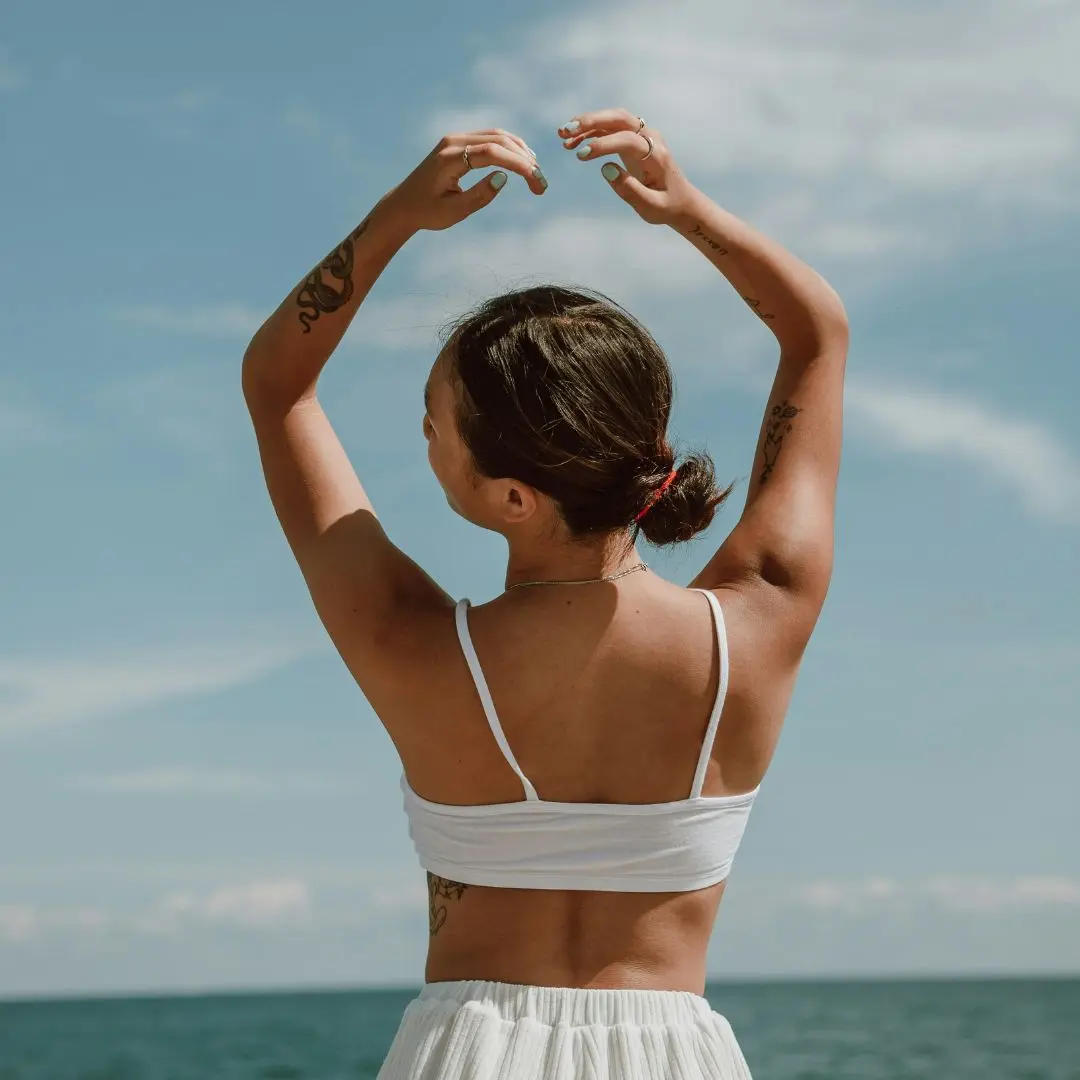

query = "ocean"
[[0, 977, 1076, 1079]]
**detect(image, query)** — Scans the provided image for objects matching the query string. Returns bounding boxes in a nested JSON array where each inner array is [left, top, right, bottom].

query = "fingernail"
[[576, 141, 593, 160], [524, 144, 538, 159], [532, 166, 548, 190], [563, 120, 580, 133], [601, 162, 621, 182], [490, 171, 507, 190]]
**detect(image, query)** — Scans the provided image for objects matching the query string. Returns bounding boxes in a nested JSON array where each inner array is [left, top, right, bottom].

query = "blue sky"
[[2, 0, 1079, 998]]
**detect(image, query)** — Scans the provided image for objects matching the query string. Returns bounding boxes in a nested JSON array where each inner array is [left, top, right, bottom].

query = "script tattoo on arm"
[[759, 401, 802, 484], [743, 296, 775, 322], [688, 223, 728, 254], [295, 217, 372, 333], [427, 873, 470, 936]]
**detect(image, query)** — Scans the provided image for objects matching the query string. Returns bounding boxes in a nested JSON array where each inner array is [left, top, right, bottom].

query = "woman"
[[242, 108, 848, 1079]]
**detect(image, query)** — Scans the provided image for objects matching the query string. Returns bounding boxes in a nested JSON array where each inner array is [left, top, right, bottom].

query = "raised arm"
[[561, 109, 848, 626], [241, 131, 545, 680], [675, 195, 848, 610]]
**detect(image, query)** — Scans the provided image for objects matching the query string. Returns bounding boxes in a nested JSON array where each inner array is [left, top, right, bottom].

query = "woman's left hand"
[[383, 130, 547, 233]]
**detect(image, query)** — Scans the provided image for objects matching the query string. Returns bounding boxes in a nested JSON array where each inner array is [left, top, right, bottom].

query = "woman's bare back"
[[381, 573, 804, 992]]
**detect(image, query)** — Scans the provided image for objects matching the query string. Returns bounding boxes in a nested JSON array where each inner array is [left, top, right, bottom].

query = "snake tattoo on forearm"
[[295, 217, 371, 333]]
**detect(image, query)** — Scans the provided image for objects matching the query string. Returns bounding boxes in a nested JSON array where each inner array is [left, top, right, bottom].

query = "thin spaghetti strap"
[[454, 600, 539, 801], [689, 589, 731, 799]]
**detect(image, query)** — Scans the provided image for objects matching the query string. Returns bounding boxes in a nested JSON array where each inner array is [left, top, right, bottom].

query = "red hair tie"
[[635, 468, 679, 523]]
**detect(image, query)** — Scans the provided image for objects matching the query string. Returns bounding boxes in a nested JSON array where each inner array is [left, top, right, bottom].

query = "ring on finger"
[[640, 133, 654, 160], [636, 116, 647, 133], [462, 144, 472, 170]]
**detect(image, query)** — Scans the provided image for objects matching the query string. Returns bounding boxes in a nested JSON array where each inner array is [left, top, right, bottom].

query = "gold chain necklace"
[[504, 561, 648, 592]]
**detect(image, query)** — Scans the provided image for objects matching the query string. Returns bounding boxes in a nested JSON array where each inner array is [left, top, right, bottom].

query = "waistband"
[[416, 979, 718, 1027]]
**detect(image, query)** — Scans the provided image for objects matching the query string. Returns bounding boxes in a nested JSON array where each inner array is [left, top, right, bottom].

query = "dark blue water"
[[0, 978, 1076, 1079]]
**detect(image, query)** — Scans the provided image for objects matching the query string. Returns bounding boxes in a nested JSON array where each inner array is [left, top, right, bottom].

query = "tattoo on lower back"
[[427, 873, 469, 936], [295, 217, 371, 333], [760, 401, 801, 484], [688, 223, 728, 254], [743, 296, 775, 321]]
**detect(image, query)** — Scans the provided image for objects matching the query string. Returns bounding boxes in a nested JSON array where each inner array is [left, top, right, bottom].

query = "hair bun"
[[636, 451, 731, 546]]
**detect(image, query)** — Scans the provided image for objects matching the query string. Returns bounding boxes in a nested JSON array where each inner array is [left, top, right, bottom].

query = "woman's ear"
[[500, 480, 539, 526]]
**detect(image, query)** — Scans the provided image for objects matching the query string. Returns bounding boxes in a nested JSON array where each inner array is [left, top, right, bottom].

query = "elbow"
[[241, 340, 316, 413], [241, 344, 271, 409], [816, 276, 850, 344]]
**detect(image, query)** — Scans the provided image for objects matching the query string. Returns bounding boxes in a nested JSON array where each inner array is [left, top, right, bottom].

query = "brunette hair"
[[444, 286, 732, 545]]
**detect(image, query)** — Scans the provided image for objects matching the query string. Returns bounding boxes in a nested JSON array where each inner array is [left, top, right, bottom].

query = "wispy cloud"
[[425, 0, 1080, 263], [0, 906, 109, 945], [0, 638, 315, 737], [6, 873, 1077, 951], [111, 303, 261, 337], [846, 378, 1080, 524], [0, 880, 312, 944], [65, 767, 356, 799], [138, 879, 313, 935], [781, 875, 1080, 916]]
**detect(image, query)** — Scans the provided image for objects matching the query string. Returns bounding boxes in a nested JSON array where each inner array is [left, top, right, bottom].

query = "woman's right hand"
[[382, 129, 547, 234], [558, 109, 699, 226]]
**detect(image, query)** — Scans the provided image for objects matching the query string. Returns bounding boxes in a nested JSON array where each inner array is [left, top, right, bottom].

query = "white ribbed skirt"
[[376, 979, 753, 1079]]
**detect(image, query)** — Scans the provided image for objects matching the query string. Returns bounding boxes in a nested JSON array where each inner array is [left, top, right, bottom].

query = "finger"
[[560, 129, 601, 151], [571, 131, 658, 165], [457, 170, 509, 219], [446, 140, 547, 193], [444, 135, 545, 188], [557, 108, 642, 139], [445, 131, 538, 170], [599, 161, 665, 215], [469, 128, 537, 160]]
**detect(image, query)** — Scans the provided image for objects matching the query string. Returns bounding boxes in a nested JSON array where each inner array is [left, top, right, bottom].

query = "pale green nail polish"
[[532, 166, 548, 189], [602, 162, 621, 181], [576, 142, 593, 160], [490, 171, 507, 190], [564, 120, 581, 133]]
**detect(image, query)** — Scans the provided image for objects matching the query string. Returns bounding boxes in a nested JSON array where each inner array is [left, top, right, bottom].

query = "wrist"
[[368, 190, 420, 250], [667, 186, 715, 235]]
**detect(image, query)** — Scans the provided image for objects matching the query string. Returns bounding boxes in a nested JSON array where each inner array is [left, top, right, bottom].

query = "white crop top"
[[401, 589, 758, 892]]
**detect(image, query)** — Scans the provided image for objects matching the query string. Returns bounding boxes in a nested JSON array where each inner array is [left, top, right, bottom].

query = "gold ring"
[[463, 144, 472, 169], [640, 134, 654, 160], [636, 116, 647, 133]]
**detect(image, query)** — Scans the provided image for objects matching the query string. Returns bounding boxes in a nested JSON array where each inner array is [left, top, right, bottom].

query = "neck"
[[504, 531, 640, 590]]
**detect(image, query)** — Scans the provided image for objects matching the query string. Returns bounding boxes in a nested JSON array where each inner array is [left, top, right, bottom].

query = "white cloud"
[[66, 767, 355, 798], [347, 293, 464, 352], [111, 303, 261, 337], [0, 905, 110, 944], [923, 875, 1080, 914], [846, 378, 1080, 523], [421, 215, 712, 299], [348, 217, 729, 354], [0, 881, 312, 945], [0, 639, 314, 737], [422, 0, 1080, 262], [138, 880, 313, 935], [780, 875, 1080, 916]]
